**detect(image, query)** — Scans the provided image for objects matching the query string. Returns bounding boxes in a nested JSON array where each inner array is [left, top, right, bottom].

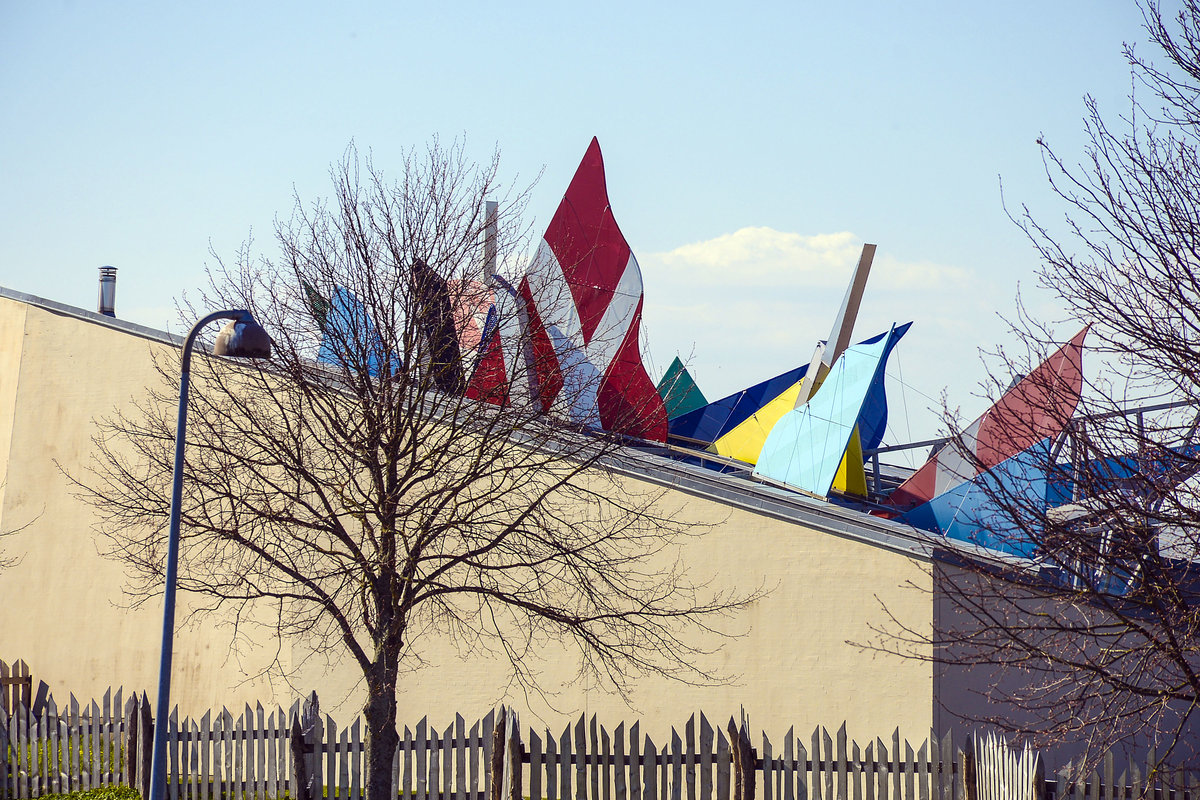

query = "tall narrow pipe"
[[98, 266, 118, 317]]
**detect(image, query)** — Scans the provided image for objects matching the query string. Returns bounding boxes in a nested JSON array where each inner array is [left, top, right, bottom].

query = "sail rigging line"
[[887, 350, 922, 468]]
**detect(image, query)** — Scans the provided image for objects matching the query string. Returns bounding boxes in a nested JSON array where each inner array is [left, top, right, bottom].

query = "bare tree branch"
[[871, 2, 1200, 779], [72, 139, 755, 800]]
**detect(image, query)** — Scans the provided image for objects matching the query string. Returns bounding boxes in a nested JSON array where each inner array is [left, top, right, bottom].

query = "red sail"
[[517, 138, 668, 441], [889, 327, 1088, 510]]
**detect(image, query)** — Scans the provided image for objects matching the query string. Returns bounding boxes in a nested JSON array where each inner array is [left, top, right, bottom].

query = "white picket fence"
[[166, 704, 293, 800], [2, 690, 1196, 800], [163, 705, 970, 800], [971, 732, 1039, 800], [0, 689, 128, 796]]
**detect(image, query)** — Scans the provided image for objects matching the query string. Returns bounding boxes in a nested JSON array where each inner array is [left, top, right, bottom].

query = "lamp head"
[[213, 314, 272, 359]]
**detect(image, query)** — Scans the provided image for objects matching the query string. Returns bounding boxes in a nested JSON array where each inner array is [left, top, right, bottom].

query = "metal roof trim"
[[0, 285, 183, 347], [0, 282, 1015, 568]]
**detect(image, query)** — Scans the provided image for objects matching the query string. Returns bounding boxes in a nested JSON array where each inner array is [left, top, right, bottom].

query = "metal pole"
[[148, 309, 252, 800], [484, 199, 498, 276]]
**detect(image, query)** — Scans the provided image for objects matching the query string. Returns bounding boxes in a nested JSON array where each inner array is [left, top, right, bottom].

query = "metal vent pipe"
[[98, 266, 117, 317]]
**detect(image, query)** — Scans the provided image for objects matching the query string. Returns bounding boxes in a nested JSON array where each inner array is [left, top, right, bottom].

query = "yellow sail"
[[832, 426, 868, 496], [708, 378, 808, 464]]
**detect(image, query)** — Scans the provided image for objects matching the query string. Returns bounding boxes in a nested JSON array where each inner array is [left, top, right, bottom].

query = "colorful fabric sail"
[[901, 441, 1051, 558], [307, 274, 495, 391], [668, 365, 809, 445], [657, 357, 707, 420], [710, 324, 911, 465], [451, 278, 507, 391], [465, 277, 524, 406], [1045, 444, 1200, 508], [312, 284, 394, 378], [411, 259, 465, 394], [511, 137, 667, 441], [833, 426, 868, 496], [753, 325, 904, 496], [450, 280, 496, 357], [888, 327, 1088, 512], [856, 322, 912, 452], [709, 379, 807, 463], [303, 280, 330, 330]]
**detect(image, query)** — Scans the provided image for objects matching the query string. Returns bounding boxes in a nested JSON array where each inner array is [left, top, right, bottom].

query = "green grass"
[[32, 786, 141, 800], [5, 737, 123, 777]]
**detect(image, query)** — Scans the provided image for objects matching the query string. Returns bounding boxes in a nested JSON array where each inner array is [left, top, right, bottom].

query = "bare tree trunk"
[[363, 654, 400, 800]]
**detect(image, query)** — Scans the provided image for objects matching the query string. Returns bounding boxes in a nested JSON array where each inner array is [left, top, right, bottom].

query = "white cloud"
[[647, 227, 857, 288], [872, 253, 970, 291], [644, 227, 968, 291], [637, 227, 1006, 442]]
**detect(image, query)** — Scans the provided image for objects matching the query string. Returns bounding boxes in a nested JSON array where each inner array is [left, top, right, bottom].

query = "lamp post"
[[149, 310, 272, 800]]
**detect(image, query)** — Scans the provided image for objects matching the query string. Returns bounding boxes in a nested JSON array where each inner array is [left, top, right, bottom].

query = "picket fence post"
[[142, 694, 154, 798], [491, 707, 507, 800], [508, 709, 523, 800], [290, 710, 308, 800], [488, 706, 522, 800], [290, 692, 322, 800], [129, 692, 153, 799], [727, 717, 755, 800], [123, 695, 138, 791]]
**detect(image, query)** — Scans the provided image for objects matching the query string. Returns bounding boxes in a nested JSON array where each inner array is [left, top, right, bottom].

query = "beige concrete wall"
[[0, 297, 29, 527], [0, 295, 933, 745], [0, 300, 288, 710], [293, 495, 935, 744]]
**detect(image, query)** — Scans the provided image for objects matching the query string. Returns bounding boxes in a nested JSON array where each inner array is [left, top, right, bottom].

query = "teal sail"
[[657, 357, 708, 420]]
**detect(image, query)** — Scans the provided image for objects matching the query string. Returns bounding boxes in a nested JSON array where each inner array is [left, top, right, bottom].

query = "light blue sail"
[[753, 325, 900, 496]]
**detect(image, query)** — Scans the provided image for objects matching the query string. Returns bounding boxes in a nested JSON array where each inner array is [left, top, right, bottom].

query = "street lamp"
[[149, 310, 271, 800]]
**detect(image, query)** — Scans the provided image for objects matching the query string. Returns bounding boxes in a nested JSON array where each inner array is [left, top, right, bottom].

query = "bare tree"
[[78, 141, 747, 800], [879, 0, 1200, 775]]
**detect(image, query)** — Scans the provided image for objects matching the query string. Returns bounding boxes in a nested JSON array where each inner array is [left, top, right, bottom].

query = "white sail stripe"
[[525, 240, 640, 373], [495, 291, 521, 381], [492, 286, 534, 404], [517, 239, 642, 421], [933, 415, 983, 496], [525, 239, 587, 352], [582, 251, 641, 376]]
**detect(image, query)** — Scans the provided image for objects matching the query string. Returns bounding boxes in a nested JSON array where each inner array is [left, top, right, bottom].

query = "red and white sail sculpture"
[[464, 280, 523, 408], [467, 138, 668, 442], [888, 327, 1089, 511]]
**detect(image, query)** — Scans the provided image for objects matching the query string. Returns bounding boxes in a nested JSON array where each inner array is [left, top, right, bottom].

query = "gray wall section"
[[933, 562, 1200, 770]]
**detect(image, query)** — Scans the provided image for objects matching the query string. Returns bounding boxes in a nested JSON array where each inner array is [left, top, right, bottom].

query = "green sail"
[[656, 357, 707, 420]]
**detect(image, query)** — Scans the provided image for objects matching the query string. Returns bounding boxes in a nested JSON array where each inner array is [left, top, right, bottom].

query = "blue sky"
[[0, 1, 1152, 450]]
